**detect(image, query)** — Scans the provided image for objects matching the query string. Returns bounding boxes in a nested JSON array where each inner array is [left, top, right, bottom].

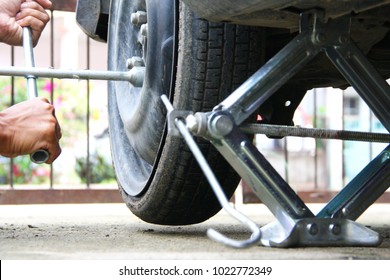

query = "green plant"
[[75, 151, 116, 183]]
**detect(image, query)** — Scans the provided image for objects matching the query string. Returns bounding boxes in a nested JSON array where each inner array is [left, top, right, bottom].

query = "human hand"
[[0, 0, 52, 46], [0, 97, 62, 164]]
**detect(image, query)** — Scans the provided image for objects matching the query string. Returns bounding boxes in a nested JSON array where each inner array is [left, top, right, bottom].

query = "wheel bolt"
[[131, 11, 147, 25]]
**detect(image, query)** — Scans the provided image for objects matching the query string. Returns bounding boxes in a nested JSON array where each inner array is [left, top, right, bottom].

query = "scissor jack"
[[162, 10, 390, 248]]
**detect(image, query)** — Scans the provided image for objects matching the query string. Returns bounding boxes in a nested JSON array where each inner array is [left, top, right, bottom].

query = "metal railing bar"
[[313, 89, 319, 189], [10, 46, 15, 189], [342, 91, 346, 186], [284, 138, 289, 184], [50, 10, 55, 189], [86, 36, 91, 189]]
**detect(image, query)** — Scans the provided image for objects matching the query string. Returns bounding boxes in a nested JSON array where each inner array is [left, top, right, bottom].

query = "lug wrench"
[[23, 27, 50, 164]]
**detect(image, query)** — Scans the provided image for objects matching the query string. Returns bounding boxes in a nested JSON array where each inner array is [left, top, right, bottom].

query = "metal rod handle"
[[0, 66, 137, 82], [22, 28, 38, 99], [23, 27, 50, 164]]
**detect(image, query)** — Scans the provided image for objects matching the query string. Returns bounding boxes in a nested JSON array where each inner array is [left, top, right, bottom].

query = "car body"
[[77, 0, 390, 90]]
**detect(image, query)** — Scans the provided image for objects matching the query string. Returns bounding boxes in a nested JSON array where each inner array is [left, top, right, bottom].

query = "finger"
[[18, 17, 48, 45], [55, 122, 62, 140], [37, 96, 51, 103], [38, 119, 62, 164], [51, 107, 62, 140], [17, 2, 50, 35], [46, 143, 61, 164], [46, 109, 62, 162], [26, 0, 53, 10], [19, 1, 50, 19], [47, 127, 62, 163], [16, 8, 50, 26], [16, 11, 49, 26]]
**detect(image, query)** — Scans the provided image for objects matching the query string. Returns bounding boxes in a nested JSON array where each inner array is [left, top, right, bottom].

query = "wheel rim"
[[108, 0, 175, 196]]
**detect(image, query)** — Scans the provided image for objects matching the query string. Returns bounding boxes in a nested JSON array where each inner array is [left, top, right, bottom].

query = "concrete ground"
[[1, 202, 390, 260]]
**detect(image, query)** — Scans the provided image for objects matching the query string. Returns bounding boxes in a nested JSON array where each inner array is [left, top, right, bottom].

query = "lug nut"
[[126, 56, 145, 69], [140, 24, 148, 37], [131, 11, 147, 25], [129, 66, 145, 88]]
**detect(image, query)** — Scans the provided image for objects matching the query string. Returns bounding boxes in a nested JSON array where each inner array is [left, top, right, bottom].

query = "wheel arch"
[[76, 0, 110, 42]]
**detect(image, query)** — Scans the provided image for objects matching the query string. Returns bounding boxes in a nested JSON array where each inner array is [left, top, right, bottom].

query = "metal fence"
[[0, 5, 122, 204], [242, 87, 390, 203], [0, 3, 389, 204]]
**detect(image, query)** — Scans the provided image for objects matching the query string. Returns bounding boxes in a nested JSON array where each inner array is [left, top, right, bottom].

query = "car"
[[75, 0, 390, 236]]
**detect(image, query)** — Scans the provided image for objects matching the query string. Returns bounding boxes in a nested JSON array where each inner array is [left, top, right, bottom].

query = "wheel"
[[108, 0, 264, 225]]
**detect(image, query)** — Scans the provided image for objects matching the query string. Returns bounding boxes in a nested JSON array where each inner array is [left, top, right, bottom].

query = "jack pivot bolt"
[[210, 115, 234, 137], [329, 223, 341, 235], [307, 223, 319, 235]]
